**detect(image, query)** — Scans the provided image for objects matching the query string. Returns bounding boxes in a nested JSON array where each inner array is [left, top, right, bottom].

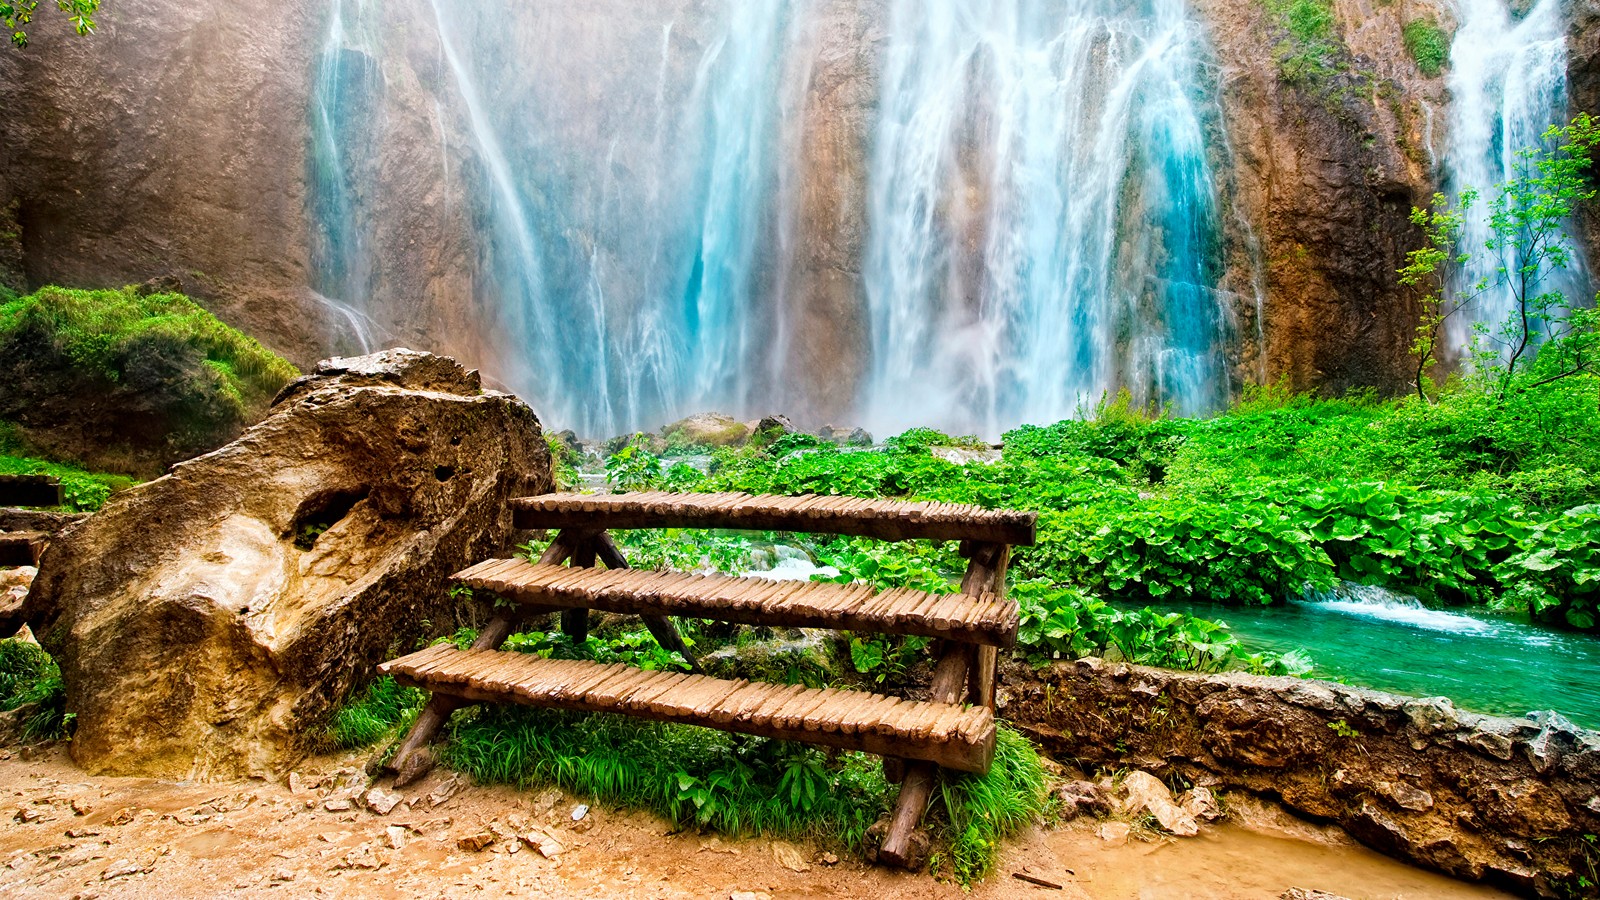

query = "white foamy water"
[[1299, 582, 1501, 636]]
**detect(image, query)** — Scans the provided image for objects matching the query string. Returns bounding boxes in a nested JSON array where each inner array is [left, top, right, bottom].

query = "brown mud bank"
[[0, 745, 1511, 899]]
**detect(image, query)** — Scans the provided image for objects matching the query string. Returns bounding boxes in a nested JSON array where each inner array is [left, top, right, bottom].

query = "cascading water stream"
[[307, 0, 381, 354], [415, 2, 798, 435], [1442, 0, 1583, 356], [309, 1, 1243, 436], [861, 0, 1232, 437]]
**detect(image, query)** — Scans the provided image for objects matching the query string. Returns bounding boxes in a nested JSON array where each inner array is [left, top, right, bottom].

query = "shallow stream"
[[1137, 583, 1600, 729]]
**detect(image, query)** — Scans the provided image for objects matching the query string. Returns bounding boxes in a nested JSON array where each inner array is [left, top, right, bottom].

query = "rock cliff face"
[[0, 0, 1591, 426], [0, 2, 328, 367], [1196, 0, 1451, 397], [1571, 0, 1600, 277]]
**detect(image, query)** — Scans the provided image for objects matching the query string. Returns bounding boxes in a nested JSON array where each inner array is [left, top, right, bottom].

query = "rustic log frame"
[[379, 493, 1029, 870]]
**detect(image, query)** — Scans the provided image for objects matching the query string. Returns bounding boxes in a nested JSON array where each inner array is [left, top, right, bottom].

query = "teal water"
[[1135, 587, 1600, 730]]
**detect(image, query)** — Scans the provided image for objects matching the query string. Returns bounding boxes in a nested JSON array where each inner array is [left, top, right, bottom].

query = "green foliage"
[[1013, 581, 1247, 670], [0, 444, 135, 511], [1263, 0, 1345, 87], [1496, 505, 1600, 630], [1403, 115, 1600, 401], [1402, 19, 1449, 77], [936, 727, 1047, 884], [441, 706, 892, 849], [2, 0, 98, 49], [545, 434, 583, 491], [0, 286, 297, 417], [605, 434, 664, 492], [0, 639, 71, 741], [325, 675, 424, 750]]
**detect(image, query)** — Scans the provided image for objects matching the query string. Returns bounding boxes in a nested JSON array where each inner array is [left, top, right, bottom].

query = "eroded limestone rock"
[[22, 350, 550, 779]]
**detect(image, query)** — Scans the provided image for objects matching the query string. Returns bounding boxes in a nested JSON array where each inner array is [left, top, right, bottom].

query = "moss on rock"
[[0, 285, 299, 476]]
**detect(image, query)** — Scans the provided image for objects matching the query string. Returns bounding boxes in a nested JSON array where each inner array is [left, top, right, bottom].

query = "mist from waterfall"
[[1443, 0, 1583, 357], [861, 0, 1231, 436]]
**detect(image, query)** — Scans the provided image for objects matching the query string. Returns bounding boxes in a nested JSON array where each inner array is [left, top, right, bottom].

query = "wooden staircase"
[[377, 490, 1036, 867], [0, 475, 63, 567]]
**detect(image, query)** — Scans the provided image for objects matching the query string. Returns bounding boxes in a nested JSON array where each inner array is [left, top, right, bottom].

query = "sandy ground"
[[0, 744, 1515, 900]]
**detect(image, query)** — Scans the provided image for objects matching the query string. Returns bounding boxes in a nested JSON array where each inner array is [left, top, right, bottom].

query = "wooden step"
[[0, 475, 63, 509], [456, 558, 1019, 647], [380, 645, 995, 773], [511, 492, 1037, 546], [0, 531, 46, 567]]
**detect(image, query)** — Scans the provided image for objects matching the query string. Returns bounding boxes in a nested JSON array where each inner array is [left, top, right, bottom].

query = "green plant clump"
[[0, 638, 72, 742], [325, 675, 424, 750], [1402, 18, 1449, 77], [0, 439, 135, 511], [0, 285, 297, 416], [441, 706, 894, 848]]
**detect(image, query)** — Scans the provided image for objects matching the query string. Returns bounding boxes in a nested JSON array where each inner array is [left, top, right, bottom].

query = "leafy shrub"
[[0, 639, 71, 742], [1402, 19, 1449, 77], [1013, 580, 1243, 670], [1496, 506, 1600, 629]]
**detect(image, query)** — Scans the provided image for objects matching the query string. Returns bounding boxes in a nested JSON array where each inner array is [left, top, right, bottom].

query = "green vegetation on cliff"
[[1402, 19, 1449, 77], [0, 285, 298, 476]]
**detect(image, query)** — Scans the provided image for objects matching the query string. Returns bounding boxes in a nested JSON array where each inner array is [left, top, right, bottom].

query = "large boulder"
[[20, 349, 551, 778]]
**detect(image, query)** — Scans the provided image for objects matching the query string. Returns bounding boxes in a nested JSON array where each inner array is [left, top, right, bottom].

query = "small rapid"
[[1139, 583, 1600, 728]]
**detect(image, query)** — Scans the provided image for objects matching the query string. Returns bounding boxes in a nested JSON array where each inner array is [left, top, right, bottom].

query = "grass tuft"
[[440, 705, 893, 849], [0, 639, 72, 742], [325, 675, 425, 750], [1402, 19, 1449, 77], [936, 726, 1049, 884]]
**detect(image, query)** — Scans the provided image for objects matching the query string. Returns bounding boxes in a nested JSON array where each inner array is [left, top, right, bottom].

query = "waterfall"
[[423, 1, 798, 436], [308, 1, 1244, 437], [861, 0, 1231, 437], [1442, 0, 1581, 356], [307, 0, 381, 354]]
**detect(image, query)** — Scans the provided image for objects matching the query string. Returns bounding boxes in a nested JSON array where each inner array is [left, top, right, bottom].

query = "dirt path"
[[0, 746, 1513, 899]]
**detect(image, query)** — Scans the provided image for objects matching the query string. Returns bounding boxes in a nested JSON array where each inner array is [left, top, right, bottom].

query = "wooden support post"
[[879, 640, 973, 868], [879, 542, 1010, 868], [559, 538, 597, 643], [962, 544, 1009, 710], [593, 531, 703, 675], [382, 531, 579, 785]]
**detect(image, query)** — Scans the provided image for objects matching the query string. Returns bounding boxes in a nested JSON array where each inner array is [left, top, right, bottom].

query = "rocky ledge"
[[1002, 658, 1600, 898]]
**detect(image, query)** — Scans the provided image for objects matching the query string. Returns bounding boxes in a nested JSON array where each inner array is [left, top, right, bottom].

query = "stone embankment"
[[1003, 658, 1600, 898]]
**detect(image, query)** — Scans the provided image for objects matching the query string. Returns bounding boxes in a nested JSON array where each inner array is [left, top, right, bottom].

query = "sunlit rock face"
[[1, 0, 1593, 436], [22, 350, 550, 779]]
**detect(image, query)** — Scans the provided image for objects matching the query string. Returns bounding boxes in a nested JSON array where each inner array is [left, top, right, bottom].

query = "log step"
[[380, 645, 996, 773], [0, 531, 46, 567], [511, 491, 1037, 546], [456, 558, 1018, 648], [0, 475, 63, 509]]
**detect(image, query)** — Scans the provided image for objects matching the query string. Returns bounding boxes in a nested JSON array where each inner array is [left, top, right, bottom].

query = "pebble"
[[363, 787, 403, 816], [100, 860, 143, 880]]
